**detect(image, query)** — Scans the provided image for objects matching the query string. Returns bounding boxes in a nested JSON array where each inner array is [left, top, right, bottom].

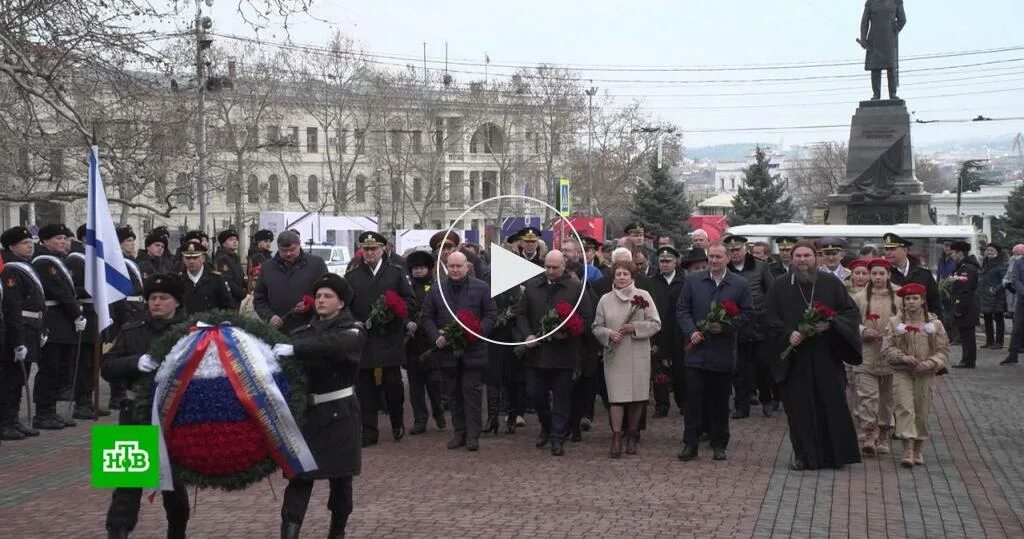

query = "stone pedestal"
[[826, 99, 933, 225]]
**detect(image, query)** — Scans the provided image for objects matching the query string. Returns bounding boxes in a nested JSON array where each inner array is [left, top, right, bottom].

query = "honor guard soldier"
[[768, 236, 799, 279], [179, 241, 235, 314], [63, 224, 110, 419], [112, 226, 146, 335], [0, 226, 46, 441], [71, 224, 87, 254], [32, 223, 85, 429], [882, 232, 942, 319], [817, 237, 851, 281], [139, 230, 174, 279], [102, 273, 190, 539], [249, 229, 275, 269], [516, 227, 545, 266], [214, 229, 247, 305], [345, 231, 416, 446]]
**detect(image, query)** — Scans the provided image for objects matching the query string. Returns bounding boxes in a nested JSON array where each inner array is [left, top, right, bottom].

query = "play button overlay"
[[436, 194, 589, 347], [488, 245, 545, 298]]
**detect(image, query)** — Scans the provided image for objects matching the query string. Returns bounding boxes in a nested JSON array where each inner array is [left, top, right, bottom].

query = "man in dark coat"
[[517, 227, 545, 266], [32, 223, 84, 429], [676, 242, 753, 462], [421, 252, 497, 451], [562, 238, 600, 441], [764, 241, 862, 471], [649, 246, 685, 418], [0, 226, 46, 441], [344, 231, 415, 446], [179, 241, 235, 314], [768, 236, 798, 280], [253, 231, 329, 334], [884, 233, 942, 318], [949, 240, 981, 369], [723, 234, 777, 419], [101, 273, 190, 539], [403, 250, 446, 435], [249, 229, 274, 269], [63, 225, 112, 420], [213, 229, 247, 305], [515, 250, 593, 456], [138, 231, 174, 279], [275, 273, 366, 539]]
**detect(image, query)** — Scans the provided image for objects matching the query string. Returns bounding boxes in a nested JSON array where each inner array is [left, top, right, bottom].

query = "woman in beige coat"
[[880, 282, 950, 467], [851, 258, 900, 456], [592, 261, 661, 458]]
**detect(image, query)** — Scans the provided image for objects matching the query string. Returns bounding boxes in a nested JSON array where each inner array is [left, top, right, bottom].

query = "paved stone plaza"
[[1, 346, 1022, 538]]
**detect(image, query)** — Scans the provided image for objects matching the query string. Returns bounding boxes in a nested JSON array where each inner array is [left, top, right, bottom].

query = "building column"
[[983, 215, 992, 242]]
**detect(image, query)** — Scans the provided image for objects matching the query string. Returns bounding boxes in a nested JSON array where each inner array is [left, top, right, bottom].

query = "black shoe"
[[32, 414, 65, 430], [409, 423, 426, 435], [281, 520, 302, 539], [1, 425, 26, 440], [535, 432, 550, 449], [361, 437, 378, 448], [1000, 356, 1019, 365], [466, 438, 479, 452], [790, 457, 808, 471], [505, 414, 517, 434], [713, 448, 727, 461], [486, 415, 499, 435], [762, 401, 776, 418], [447, 434, 467, 450], [72, 404, 96, 420], [952, 362, 975, 369], [570, 424, 582, 442], [435, 415, 447, 430], [991, 343, 1004, 350], [327, 512, 348, 539], [392, 425, 405, 441], [982, 343, 994, 349], [677, 445, 698, 461], [551, 442, 564, 456], [731, 409, 750, 419], [580, 417, 592, 432], [15, 421, 39, 437]]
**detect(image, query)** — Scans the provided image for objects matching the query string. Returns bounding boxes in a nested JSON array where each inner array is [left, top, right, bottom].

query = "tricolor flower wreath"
[[131, 310, 312, 491]]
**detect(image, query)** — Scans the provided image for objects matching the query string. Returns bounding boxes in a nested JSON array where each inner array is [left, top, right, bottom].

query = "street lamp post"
[[585, 86, 598, 214]]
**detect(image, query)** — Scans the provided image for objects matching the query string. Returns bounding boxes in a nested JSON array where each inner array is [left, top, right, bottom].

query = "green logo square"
[[91, 425, 159, 488]]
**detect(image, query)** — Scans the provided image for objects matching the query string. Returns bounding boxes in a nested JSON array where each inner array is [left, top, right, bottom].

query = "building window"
[[413, 177, 423, 202], [175, 173, 191, 207], [412, 130, 422, 154], [730, 177, 735, 191], [469, 171, 480, 201], [226, 174, 241, 204], [245, 126, 258, 148], [482, 171, 497, 198], [389, 130, 402, 154], [434, 118, 444, 153], [306, 127, 318, 153], [49, 149, 64, 179], [268, 174, 280, 203], [354, 129, 365, 154], [266, 125, 280, 143], [288, 126, 299, 149], [288, 175, 299, 202], [339, 128, 348, 154], [247, 175, 259, 203], [355, 175, 366, 203], [308, 175, 319, 202], [448, 171, 464, 204]]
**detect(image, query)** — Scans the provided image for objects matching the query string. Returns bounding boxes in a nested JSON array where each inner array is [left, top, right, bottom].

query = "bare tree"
[[787, 142, 847, 220]]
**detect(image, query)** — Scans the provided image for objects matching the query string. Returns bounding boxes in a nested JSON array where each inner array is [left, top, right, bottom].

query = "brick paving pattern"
[[1, 347, 1022, 538]]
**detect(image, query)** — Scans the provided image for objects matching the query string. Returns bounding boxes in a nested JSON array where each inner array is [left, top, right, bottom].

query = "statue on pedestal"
[[859, 0, 907, 101]]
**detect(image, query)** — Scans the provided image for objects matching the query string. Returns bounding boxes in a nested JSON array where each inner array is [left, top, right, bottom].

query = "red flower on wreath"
[[383, 290, 408, 319], [721, 300, 741, 318], [866, 313, 881, 321]]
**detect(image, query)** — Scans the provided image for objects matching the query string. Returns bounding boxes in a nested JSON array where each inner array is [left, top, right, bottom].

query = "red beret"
[[867, 258, 892, 270], [897, 283, 927, 298], [847, 259, 869, 270]]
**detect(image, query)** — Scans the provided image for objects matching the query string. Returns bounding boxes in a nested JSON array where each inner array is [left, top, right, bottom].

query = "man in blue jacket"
[[676, 242, 753, 462], [421, 252, 497, 451]]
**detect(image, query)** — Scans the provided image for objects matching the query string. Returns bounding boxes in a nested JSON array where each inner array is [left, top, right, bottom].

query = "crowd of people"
[[0, 219, 1014, 538]]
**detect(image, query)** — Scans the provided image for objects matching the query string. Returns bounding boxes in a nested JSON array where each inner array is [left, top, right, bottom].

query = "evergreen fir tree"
[[728, 147, 797, 225], [1002, 182, 1024, 244], [631, 156, 692, 246]]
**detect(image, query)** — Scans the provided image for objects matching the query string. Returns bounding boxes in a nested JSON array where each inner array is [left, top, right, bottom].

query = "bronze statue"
[[859, 0, 907, 101]]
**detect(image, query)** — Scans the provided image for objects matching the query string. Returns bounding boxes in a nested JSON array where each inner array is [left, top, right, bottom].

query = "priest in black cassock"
[[765, 240, 862, 471]]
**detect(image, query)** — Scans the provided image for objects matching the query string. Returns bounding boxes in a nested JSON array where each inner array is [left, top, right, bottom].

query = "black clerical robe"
[[765, 271, 862, 470]]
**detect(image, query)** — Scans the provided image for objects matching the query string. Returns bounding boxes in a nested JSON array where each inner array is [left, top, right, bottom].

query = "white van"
[[724, 223, 981, 269], [306, 244, 352, 275]]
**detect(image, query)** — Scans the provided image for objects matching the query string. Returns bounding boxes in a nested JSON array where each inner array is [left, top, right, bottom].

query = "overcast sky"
[[209, 0, 1024, 150]]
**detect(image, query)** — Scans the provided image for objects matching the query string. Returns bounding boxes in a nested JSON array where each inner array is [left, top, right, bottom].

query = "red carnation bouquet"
[[685, 300, 741, 351], [604, 294, 651, 359], [780, 300, 837, 361], [420, 310, 482, 361], [865, 312, 881, 321], [283, 294, 316, 324], [365, 290, 408, 331], [514, 300, 584, 358]]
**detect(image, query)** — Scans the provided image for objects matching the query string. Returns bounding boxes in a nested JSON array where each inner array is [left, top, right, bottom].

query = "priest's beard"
[[794, 265, 818, 284]]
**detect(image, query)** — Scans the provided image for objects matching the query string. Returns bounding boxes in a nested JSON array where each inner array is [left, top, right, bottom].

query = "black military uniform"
[[281, 273, 365, 539], [111, 226, 147, 340], [213, 229, 247, 304], [516, 227, 545, 266], [101, 274, 190, 539], [948, 240, 982, 369], [768, 236, 798, 280], [0, 227, 46, 441], [32, 224, 82, 429], [70, 224, 87, 254], [249, 229, 274, 269], [138, 231, 174, 279], [883, 233, 942, 318], [403, 250, 446, 435], [63, 225, 110, 420], [649, 246, 686, 417], [345, 231, 415, 446], [178, 241, 234, 314]]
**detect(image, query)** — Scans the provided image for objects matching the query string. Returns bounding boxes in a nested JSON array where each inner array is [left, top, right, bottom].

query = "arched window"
[[307, 175, 319, 203], [247, 175, 259, 203], [175, 173, 190, 206], [288, 175, 299, 202], [268, 174, 280, 203], [355, 175, 366, 203], [226, 173, 241, 204]]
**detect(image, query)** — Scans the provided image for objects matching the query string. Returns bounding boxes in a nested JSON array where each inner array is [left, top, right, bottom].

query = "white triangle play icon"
[[489, 246, 545, 298]]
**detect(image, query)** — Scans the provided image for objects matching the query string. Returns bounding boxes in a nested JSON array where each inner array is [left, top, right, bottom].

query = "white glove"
[[272, 344, 295, 358], [13, 345, 28, 362], [74, 316, 87, 332], [137, 354, 159, 373]]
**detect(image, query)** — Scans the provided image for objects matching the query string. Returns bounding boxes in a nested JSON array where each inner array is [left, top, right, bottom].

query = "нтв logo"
[[92, 425, 159, 488]]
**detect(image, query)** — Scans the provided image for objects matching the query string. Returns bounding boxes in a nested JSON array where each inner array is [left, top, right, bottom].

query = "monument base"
[[826, 192, 933, 225]]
